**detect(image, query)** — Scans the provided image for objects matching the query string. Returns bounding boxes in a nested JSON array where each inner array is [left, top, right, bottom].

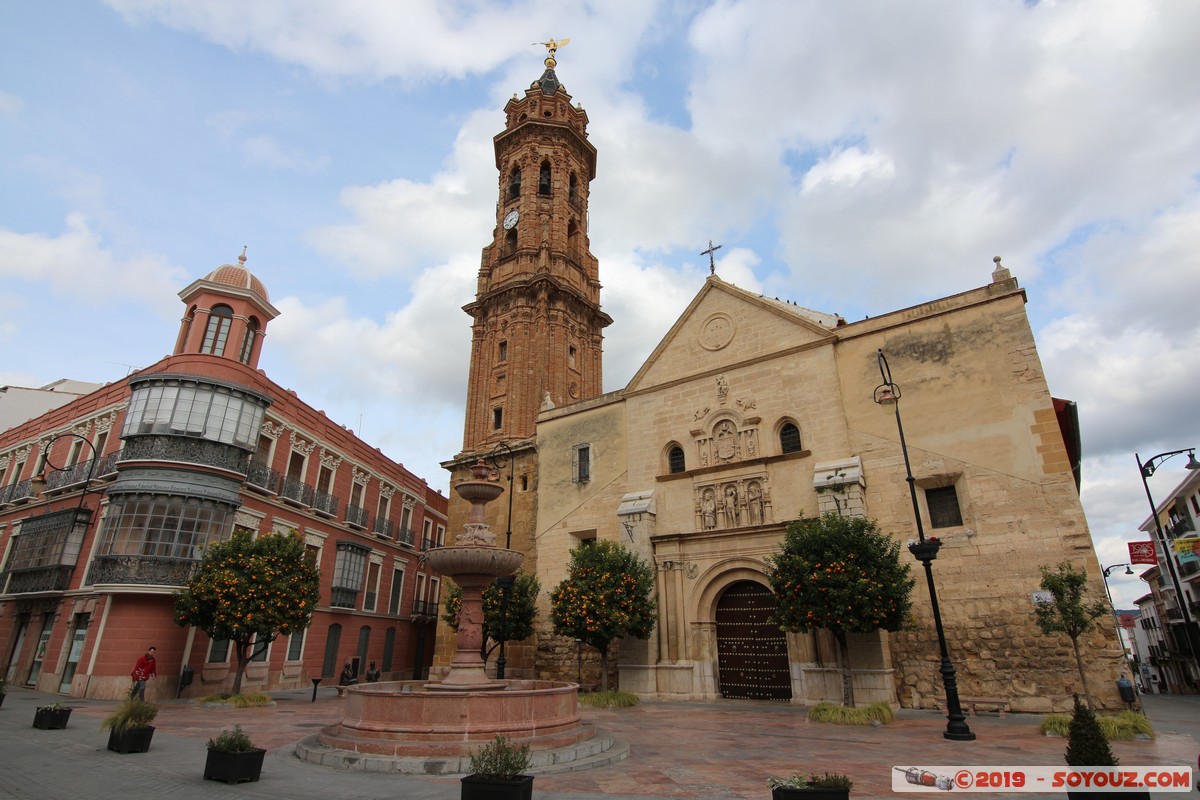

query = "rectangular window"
[[250, 634, 269, 662], [498, 340, 508, 362], [208, 637, 230, 663], [926, 486, 964, 528], [287, 629, 305, 662], [331, 541, 368, 608], [493, 407, 503, 430], [435, 524, 445, 547], [572, 444, 591, 483], [389, 567, 406, 615], [364, 561, 381, 612]]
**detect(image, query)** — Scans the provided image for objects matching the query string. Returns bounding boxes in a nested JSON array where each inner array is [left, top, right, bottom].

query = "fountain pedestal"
[[312, 459, 587, 762]]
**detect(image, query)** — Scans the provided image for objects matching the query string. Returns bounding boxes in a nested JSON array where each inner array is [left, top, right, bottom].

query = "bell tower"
[[460, 44, 611, 452], [437, 44, 609, 679]]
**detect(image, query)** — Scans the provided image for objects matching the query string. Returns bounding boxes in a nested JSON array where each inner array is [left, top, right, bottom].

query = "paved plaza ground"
[[0, 684, 1195, 800]]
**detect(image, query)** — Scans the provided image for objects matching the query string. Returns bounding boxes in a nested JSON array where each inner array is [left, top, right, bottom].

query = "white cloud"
[[0, 214, 185, 311]]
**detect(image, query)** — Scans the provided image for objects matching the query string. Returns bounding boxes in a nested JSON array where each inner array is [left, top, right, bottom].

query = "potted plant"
[[461, 735, 534, 800], [32, 702, 72, 729], [768, 772, 854, 800], [102, 698, 158, 753], [204, 725, 267, 784]]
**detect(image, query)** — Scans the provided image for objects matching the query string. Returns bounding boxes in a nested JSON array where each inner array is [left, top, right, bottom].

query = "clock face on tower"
[[503, 210, 520, 230]]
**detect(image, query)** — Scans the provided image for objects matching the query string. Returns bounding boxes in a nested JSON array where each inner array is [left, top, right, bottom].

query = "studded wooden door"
[[716, 580, 792, 700]]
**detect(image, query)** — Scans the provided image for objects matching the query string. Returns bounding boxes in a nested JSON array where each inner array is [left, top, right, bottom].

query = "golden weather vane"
[[533, 37, 570, 68]]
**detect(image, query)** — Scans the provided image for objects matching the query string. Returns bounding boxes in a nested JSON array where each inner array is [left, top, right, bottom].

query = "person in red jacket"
[[130, 645, 157, 701]]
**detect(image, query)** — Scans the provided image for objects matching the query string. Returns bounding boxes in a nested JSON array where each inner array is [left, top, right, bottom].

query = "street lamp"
[[32, 432, 102, 520], [875, 350, 975, 741], [1100, 563, 1137, 674], [1136, 448, 1200, 686], [488, 441, 516, 679]]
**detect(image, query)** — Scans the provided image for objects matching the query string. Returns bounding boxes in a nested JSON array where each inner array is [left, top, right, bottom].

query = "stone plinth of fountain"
[[306, 458, 608, 769]]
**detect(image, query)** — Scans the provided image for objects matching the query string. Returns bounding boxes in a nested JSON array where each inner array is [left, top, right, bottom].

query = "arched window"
[[779, 422, 802, 454], [504, 228, 517, 257], [667, 446, 686, 474], [568, 173, 578, 203], [538, 160, 551, 195], [201, 305, 233, 355], [508, 166, 521, 200], [239, 316, 259, 364]]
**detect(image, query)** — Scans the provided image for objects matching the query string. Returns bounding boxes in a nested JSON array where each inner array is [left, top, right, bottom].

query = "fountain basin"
[[317, 680, 589, 757], [423, 545, 523, 579]]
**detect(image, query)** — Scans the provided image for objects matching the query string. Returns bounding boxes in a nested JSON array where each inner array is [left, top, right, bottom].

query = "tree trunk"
[[232, 641, 248, 696], [1071, 636, 1093, 710], [598, 643, 609, 692], [835, 632, 856, 708]]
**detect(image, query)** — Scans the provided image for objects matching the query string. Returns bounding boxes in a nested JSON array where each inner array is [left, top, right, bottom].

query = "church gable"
[[625, 277, 839, 394]]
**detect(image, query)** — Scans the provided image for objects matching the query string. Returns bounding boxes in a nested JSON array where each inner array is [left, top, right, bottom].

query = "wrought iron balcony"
[[4, 565, 74, 594], [310, 489, 339, 518], [120, 435, 251, 475], [396, 527, 416, 547], [345, 504, 369, 530], [0, 479, 36, 506], [86, 555, 199, 587], [421, 536, 436, 552], [330, 586, 358, 609], [280, 476, 314, 507], [95, 452, 120, 479], [245, 462, 280, 494], [373, 518, 394, 538], [1181, 560, 1200, 578], [412, 599, 439, 618], [43, 458, 101, 492], [1165, 516, 1195, 539], [1165, 606, 1183, 621], [364, 590, 377, 611]]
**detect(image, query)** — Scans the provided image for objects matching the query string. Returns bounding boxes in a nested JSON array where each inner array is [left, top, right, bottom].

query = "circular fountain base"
[[314, 679, 591, 758]]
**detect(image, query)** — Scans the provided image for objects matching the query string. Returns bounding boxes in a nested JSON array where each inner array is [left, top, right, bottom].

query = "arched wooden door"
[[716, 580, 791, 700]]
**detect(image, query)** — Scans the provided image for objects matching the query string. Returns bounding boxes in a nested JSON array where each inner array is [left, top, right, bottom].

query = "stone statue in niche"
[[747, 482, 763, 525], [716, 375, 728, 405], [700, 489, 717, 530], [715, 420, 738, 463], [723, 484, 739, 527]]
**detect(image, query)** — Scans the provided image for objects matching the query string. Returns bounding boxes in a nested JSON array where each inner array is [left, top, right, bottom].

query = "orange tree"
[[765, 513, 914, 708], [174, 531, 320, 694], [549, 540, 656, 691], [441, 570, 540, 662]]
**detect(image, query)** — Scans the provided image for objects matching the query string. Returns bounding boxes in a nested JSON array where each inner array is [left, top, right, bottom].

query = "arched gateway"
[[715, 580, 791, 701]]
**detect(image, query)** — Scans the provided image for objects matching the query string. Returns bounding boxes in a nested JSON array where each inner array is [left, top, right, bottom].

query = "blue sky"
[[3, 1, 1199, 609]]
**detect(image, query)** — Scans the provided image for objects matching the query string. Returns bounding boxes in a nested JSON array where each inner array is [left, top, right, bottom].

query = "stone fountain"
[[301, 459, 616, 773]]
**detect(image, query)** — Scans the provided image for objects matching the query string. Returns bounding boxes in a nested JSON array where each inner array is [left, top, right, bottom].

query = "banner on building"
[[1128, 540, 1157, 565], [1172, 535, 1200, 564]]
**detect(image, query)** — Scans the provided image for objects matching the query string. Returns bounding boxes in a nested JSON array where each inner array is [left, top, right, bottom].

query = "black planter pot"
[[107, 726, 155, 753], [460, 773, 535, 800], [771, 787, 851, 800], [32, 707, 72, 729], [204, 748, 267, 784]]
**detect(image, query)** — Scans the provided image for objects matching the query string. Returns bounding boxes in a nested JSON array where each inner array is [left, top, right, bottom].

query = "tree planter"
[[460, 773, 535, 800], [771, 788, 851, 800], [204, 748, 267, 784], [32, 707, 72, 729], [107, 726, 155, 754]]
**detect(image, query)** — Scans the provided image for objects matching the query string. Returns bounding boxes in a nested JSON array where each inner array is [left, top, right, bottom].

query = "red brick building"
[[0, 252, 446, 700]]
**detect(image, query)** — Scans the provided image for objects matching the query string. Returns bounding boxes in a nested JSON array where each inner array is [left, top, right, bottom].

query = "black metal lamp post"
[[32, 432, 101, 523], [1136, 448, 1200, 684], [1101, 564, 1137, 674], [875, 350, 975, 741], [488, 441, 516, 679]]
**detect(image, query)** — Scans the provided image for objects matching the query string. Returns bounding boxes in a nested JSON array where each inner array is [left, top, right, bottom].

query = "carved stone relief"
[[693, 475, 772, 531]]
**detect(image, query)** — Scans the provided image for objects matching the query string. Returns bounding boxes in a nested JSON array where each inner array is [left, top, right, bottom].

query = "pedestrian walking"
[[130, 645, 157, 700]]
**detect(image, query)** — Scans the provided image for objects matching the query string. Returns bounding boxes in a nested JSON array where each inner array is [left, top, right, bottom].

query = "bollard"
[[311, 677, 322, 702]]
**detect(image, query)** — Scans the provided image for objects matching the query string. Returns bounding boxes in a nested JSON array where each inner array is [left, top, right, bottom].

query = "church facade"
[[534, 266, 1123, 712]]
